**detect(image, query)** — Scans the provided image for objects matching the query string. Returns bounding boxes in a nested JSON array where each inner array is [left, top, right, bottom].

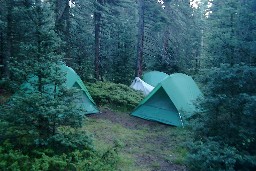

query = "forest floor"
[[85, 107, 189, 171]]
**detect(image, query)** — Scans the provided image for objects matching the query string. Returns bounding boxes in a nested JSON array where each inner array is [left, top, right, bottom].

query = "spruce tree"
[[203, 0, 256, 67], [187, 64, 256, 170], [0, 0, 86, 153]]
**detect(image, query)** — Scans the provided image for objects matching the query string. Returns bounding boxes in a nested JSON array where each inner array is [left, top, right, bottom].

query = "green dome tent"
[[21, 65, 99, 114], [143, 71, 169, 87], [61, 65, 99, 114], [131, 73, 202, 126]]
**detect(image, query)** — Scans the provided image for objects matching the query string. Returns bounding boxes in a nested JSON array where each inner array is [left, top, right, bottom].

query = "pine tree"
[[187, 64, 256, 170], [1, 0, 85, 152], [142, 0, 202, 74], [203, 0, 256, 67], [99, 0, 137, 83]]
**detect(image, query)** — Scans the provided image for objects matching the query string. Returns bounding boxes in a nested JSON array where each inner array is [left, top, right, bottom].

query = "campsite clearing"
[[85, 108, 189, 171]]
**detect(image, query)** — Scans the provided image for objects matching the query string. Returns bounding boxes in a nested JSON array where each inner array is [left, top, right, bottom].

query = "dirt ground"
[[88, 109, 187, 171]]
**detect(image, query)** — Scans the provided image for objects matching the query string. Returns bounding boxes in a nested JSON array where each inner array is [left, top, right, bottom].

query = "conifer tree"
[[203, 0, 256, 67], [1, 0, 85, 152], [187, 64, 256, 170]]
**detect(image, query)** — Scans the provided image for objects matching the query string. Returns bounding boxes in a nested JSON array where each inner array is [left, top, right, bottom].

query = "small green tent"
[[21, 65, 99, 114], [143, 71, 169, 87], [61, 65, 99, 114], [131, 73, 202, 126]]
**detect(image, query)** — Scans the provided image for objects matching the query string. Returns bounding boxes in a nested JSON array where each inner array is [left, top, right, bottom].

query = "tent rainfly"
[[21, 65, 99, 114], [130, 77, 154, 96], [143, 71, 169, 87], [131, 73, 202, 126]]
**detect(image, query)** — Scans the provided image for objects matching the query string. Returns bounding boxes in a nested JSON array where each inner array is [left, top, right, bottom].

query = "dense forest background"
[[0, 0, 256, 170], [1, 0, 255, 81]]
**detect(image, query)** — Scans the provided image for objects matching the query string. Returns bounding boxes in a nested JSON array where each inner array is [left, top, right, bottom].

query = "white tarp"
[[130, 77, 154, 96]]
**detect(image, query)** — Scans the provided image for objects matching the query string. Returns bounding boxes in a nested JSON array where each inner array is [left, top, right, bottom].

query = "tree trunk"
[[94, 0, 103, 80], [64, 0, 71, 66], [163, 30, 169, 62], [135, 0, 145, 78], [0, 32, 4, 77], [55, 0, 71, 65], [36, 0, 43, 92], [162, 2, 171, 67], [5, 0, 14, 78], [230, 13, 235, 66]]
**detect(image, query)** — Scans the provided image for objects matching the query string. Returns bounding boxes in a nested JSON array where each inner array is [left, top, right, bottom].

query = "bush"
[[186, 140, 239, 171], [0, 142, 121, 171], [87, 81, 144, 111], [0, 145, 31, 171], [49, 126, 94, 154]]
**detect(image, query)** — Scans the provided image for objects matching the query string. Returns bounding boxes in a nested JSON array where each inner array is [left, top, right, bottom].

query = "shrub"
[[87, 81, 144, 111], [0, 145, 31, 171], [0, 142, 121, 171], [49, 126, 94, 154], [186, 140, 239, 171]]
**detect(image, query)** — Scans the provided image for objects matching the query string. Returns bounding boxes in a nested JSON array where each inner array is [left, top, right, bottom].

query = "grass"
[[84, 110, 189, 171], [84, 116, 144, 170]]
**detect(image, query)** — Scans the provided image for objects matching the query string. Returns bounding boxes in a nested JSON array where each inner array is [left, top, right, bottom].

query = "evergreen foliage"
[[0, 1, 120, 170], [186, 64, 256, 170], [95, 0, 137, 82], [0, 140, 121, 170], [1, 0, 255, 170], [202, 0, 256, 67], [142, 0, 202, 74], [1, 90, 84, 149], [87, 82, 144, 111], [62, 0, 95, 81], [0, 0, 80, 153]]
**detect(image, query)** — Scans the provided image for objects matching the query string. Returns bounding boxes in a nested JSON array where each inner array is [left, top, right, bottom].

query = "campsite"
[[86, 108, 188, 171], [0, 0, 256, 171]]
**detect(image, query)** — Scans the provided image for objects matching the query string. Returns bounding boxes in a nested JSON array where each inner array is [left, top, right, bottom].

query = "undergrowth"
[[87, 81, 144, 111]]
